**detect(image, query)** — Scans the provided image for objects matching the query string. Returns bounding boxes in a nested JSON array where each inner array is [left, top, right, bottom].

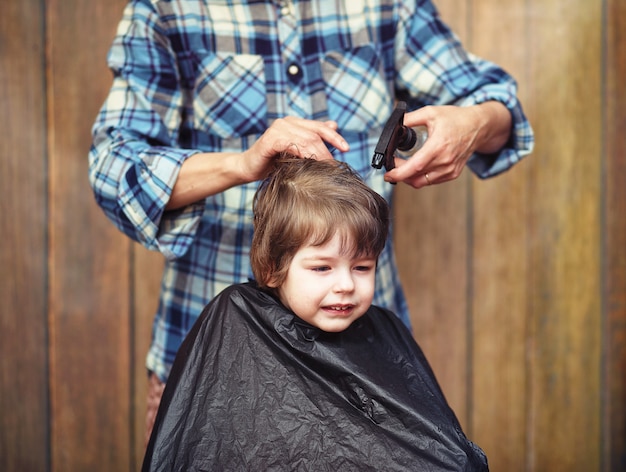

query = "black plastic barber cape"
[[142, 282, 488, 471]]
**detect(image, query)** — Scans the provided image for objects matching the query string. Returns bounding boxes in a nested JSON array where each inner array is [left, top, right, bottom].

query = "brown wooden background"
[[1, 0, 624, 470]]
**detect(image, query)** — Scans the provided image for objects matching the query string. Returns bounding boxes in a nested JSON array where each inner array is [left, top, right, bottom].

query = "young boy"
[[142, 158, 488, 471]]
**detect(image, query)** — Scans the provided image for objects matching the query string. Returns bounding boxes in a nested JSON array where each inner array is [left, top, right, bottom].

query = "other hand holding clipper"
[[374, 101, 513, 188]]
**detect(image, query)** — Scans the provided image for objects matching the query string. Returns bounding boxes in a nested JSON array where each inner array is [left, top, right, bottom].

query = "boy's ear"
[[265, 275, 279, 288]]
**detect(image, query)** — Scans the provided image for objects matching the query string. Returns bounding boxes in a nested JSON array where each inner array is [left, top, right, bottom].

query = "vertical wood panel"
[[603, 0, 626, 470], [132, 247, 164, 470], [395, 0, 471, 428], [47, 0, 132, 469], [469, 1, 531, 470], [526, 0, 603, 470], [0, 0, 49, 470]]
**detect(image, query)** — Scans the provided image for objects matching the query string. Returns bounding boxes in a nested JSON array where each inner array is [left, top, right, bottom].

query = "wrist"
[[473, 101, 512, 154]]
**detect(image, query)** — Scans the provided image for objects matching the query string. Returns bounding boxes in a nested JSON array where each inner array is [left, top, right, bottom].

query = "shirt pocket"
[[190, 52, 268, 138], [321, 45, 392, 132]]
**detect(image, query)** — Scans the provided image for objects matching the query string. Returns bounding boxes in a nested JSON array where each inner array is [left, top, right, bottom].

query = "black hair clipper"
[[371, 101, 421, 172]]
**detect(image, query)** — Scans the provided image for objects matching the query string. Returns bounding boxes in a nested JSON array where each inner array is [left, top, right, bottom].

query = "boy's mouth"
[[324, 304, 355, 314]]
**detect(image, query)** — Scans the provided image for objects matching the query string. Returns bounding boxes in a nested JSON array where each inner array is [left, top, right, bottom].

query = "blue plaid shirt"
[[89, 0, 534, 382]]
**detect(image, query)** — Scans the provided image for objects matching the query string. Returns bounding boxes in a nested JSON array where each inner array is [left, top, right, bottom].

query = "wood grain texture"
[[132, 246, 164, 470], [603, 1, 626, 470], [47, 0, 132, 469], [394, 0, 472, 428], [0, 1, 49, 470], [469, 1, 531, 469], [525, 0, 603, 470]]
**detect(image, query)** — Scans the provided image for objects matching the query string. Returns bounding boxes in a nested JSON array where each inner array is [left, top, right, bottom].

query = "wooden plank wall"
[[46, 0, 133, 470], [0, 0, 624, 471], [604, 0, 626, 470], [1, 1, 48, 471]]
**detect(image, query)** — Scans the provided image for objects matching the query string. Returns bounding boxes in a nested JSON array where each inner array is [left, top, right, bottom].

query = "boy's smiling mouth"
[[324, 304, 355, 314]]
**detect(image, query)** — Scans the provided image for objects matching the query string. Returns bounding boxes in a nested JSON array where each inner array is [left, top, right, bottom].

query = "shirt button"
[[287, 64, 300, 76], [281, 5, 290, 15]]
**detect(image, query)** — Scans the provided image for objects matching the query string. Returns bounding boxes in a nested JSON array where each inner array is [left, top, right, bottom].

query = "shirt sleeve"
[[88, 0, 203, 259], [394, 0, 534, 178]]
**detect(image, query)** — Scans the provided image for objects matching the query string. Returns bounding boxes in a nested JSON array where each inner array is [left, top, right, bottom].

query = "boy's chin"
[[310, 314, 364, 333]]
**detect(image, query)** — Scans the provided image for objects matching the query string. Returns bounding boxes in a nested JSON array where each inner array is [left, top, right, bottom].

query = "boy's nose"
[[333, 269, 355, 293]]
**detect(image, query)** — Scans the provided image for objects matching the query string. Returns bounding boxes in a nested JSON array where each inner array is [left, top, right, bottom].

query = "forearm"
[[166, 152, 248, 210]]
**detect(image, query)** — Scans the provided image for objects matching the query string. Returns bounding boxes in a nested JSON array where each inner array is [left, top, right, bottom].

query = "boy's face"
[[271, 232, 376, 332]]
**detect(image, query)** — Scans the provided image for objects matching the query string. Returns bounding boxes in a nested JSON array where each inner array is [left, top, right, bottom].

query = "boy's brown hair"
[[251, 157, 390, 289]]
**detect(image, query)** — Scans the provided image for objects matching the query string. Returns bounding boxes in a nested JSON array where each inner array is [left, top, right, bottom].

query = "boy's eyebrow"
[[300, 253, 376, 262], [300, 254, 336, 261]]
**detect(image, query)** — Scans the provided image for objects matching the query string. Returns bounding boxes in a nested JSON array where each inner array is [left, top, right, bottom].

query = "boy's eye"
[[355, 264, 374, 272], [311, 266, 331, 272]]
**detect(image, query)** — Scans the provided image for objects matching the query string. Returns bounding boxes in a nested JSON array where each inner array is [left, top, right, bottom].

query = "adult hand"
[[383, 101, 511, 188], [167, 117, 349, 210], [240, 116, 350, 182]]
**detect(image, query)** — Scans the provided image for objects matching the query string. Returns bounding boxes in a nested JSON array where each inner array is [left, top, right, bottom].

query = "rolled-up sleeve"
[[88, 0, 203, 259]]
